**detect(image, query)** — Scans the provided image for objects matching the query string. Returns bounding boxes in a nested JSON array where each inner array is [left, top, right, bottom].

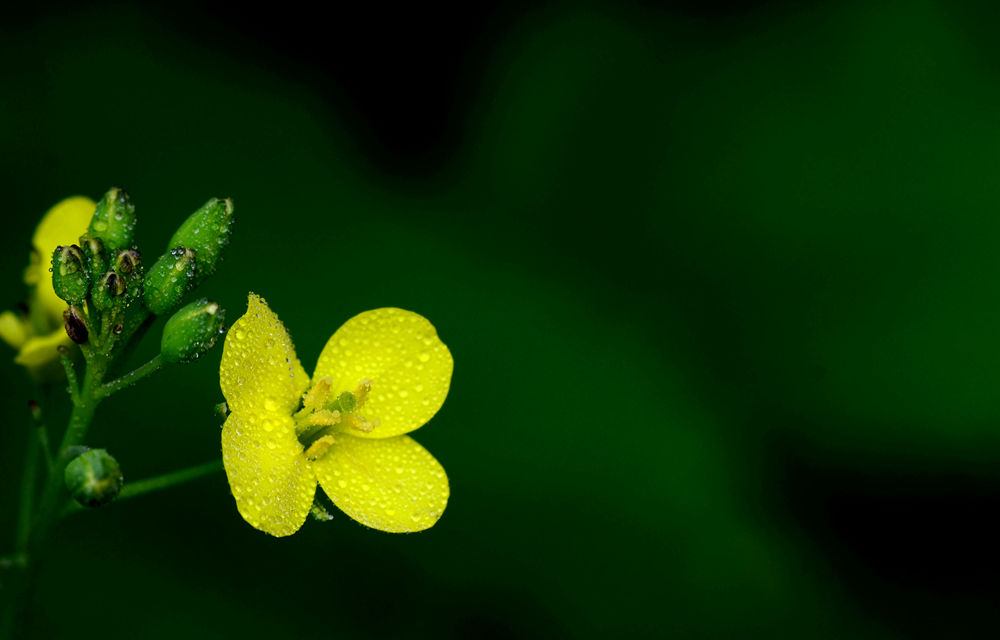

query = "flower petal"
[[15, 330, 72, 368], [314, 434, 449, 532], [0, 311, 28, 350], [222, 410, 316, 537], [220, 293, 309, 413], [31, 197, 96, 324], [313, 308, 453, 439]]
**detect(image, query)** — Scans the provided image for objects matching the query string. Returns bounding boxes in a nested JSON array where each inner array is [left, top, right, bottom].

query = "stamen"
[[306, 409, 340, 427], [304, 435, 336, 460], [344, 414, 380, 433], [354, 378, 372, 409], [302, 376, 333, 411]]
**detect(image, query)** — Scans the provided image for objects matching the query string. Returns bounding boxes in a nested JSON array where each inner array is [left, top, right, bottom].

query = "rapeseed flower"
[[0, 197, 95, 371], [220, 294, 452, 536]]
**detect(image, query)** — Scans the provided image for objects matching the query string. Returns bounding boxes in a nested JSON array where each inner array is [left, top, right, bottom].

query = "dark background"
[[3, 1, 1000, 637]]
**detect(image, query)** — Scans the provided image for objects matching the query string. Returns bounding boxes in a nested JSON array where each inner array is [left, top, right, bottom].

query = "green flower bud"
[[161, 298, 225, 363], [63, 306, 88, 344], [80, 235, 108, 283], [51, 244, 89, 304], [88, 187, 136, 251], [92, 271, 125, 311], [64, 448, 123, 508], [168, 198, 233, 286], [143, 247, 196, 315]]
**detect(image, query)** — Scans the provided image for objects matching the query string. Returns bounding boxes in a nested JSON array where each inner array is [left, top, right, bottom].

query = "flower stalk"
[[0, 190, 234, 639]]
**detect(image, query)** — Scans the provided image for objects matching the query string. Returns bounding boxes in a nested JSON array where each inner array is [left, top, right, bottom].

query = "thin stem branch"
[[14, 409, 39, 554], [35, 433, 52, 474], [58, 351, 79, 403], [97, 354, 163, 399], [30, 404, 52, 473], [119, 460, 223, 500], [60, 460, 223, 518]]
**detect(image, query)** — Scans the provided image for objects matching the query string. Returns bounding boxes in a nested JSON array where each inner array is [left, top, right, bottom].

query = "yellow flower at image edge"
[[220, 294, 453, 536], [0, 197, 95, 369]]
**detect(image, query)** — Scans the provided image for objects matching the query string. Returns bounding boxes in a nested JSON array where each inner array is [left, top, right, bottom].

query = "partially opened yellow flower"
[[220, 293, 453, 536], [0, 196, 95, 371]]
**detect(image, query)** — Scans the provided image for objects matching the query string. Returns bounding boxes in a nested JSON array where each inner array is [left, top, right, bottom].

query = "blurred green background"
[[3, 1, 1000, 637]]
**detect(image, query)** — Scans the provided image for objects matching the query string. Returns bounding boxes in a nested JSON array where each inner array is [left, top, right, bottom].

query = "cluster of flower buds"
[[50, 188, 234, 362]]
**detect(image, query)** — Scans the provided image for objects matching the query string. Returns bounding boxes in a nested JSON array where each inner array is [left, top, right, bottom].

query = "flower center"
[[294, 376, 380, 460]]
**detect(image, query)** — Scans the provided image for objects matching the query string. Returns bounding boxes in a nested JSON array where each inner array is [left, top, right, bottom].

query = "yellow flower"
[[0, 197, 95, 371], [220, 293, 453, 536]]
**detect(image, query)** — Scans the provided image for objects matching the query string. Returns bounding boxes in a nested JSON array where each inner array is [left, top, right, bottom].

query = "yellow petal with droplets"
[[313, 308, 452, 439], [314, 434, 449, 533], [220, 293, 309, 413], [31, 197, 96, 323], [15, 330, 72, 368], [222, 410, 316, 537]]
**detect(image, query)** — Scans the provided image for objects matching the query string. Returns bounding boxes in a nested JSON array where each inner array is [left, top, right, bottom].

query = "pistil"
[[295, 377, 379, 452]]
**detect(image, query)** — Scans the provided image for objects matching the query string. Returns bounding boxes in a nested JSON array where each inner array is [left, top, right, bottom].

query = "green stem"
[[35, 424, 52, 474], [13, 411, 39, 556], [97, 354, 163, 398], [61, 460, 223, 517], [58, 351, 79, 403], [120, 460, 223, 499], [2, 358, 108, 639], [29, 401, 52, 473], [30, 359, 106, 549]]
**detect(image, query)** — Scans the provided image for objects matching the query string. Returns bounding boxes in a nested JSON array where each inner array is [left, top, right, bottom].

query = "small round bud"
[[51, 244, 89, 304], [168, 198, 233, 286], [64, 448, 123, 508], [88, 187, 136, 251], [161, 298, 225, 363], [63, 306, 89, 344], [143, 247, 196, 315]]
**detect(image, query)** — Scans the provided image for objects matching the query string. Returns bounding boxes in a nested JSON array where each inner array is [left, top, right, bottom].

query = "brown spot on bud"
[[63, 306, 89, 344], [114, 248, 141, 275], [56, 244, 84, 276], [102, 272, 125, 297]]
